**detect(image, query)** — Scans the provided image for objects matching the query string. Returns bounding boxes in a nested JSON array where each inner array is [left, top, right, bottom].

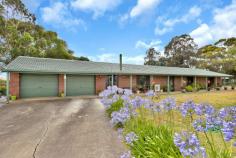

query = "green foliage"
[[164, 34, 198, 68], [185, 85, 193, 92], [106, 99, 124, 118], [0, 1, 90, 65], [144, 48, 161, 66], [124, 118, 182, 158], [74, 56, 90, 61]]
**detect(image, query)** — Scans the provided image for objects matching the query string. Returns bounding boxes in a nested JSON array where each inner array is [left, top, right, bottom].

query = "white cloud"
[[90, 53, 144, 65], [119, 0, 161, 25], [155, 6, 202, 35], [130, 0, 161, 18], [71, 0, 122, 18], [190, 0, 236, 46], [190, 24, 213, 47], [135, 39, 162, 51], [41, 2, 86, 31]]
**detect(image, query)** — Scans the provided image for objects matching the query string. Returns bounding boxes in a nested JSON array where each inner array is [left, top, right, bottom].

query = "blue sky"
[[21, 0, 236, 65]]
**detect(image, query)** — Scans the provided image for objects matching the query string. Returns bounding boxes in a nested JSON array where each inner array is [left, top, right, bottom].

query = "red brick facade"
[[118, 75, 130, 88], [174, 76, 182, 91], [95, 75, 107, 94], [8, 72, 223, 98], [10, 72, 20, 98], [197, 77, 207, 87], [152, 76, 167, 90], [58, 74, 64, 94]]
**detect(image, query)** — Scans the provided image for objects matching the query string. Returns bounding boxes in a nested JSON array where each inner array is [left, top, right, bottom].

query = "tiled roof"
[[3, 56, 231, 77]]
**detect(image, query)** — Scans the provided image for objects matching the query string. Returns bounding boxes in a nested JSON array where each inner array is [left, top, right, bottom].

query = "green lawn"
[[155, 90, 236, 108], [148, 90, 236, 156]]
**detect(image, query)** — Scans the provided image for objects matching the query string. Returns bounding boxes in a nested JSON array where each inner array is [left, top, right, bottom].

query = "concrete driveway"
[[0, 98, 125, 158]]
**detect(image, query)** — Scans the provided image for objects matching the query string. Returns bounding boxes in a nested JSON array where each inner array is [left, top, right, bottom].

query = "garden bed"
[[100, 86, 236, 158]]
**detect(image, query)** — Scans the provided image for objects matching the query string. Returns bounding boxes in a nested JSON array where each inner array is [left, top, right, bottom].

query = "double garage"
[[20, 74, 95, 98]]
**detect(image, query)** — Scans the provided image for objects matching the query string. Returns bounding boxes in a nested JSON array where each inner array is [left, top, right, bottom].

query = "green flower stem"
[[204, 131, 216, 157]]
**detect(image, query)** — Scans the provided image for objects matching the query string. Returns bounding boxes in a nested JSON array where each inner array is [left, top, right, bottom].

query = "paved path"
[[0, 99, 125, 158]]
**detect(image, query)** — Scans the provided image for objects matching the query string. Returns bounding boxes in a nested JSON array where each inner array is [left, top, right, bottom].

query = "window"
[[106, 75, 117, 87]]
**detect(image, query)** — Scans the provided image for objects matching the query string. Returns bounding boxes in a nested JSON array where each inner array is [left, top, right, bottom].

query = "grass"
[[149, 90, 236, 157], [155, 90, 236, 108]]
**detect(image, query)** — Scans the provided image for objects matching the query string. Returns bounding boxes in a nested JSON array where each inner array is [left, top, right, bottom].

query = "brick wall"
[[152, 76, 167, 89], [196, 77, 206, 88], [9, 72, 20, 98], [58, 74, 64, 94], [118, 75, 130, 88], [132, 75, 137, 89], [96, 75, 107, 94], [216, 77, 222, 86], [174, 76, 182, 91]]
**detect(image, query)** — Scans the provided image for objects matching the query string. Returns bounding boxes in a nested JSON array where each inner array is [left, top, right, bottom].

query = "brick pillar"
[[58, 74, 64, 94], [96, 75, 107, 94], [9, 72, 20, 98]]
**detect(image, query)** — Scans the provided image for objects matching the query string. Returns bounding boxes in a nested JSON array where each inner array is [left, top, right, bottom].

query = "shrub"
[[123, 118, 182, 158], [106, 99, 124, 118], [232, 85, 235, 90], [0, 86, 6, 95], [185, 85, 193, 92]]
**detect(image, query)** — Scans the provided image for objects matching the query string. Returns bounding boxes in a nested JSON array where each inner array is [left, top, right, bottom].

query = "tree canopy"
[[144, 35, 236, 76], [0, 0, 89, 65]]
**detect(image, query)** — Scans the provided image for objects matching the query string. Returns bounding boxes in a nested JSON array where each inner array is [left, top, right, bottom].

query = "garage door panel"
[[20, 74, 58, 98], [66, 75, 95, 96]]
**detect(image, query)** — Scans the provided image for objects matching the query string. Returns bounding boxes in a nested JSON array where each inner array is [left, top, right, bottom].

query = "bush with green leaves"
[[106, 99, 124, 118], [123, 117, 182, 158], [185, 85, 193, 92]]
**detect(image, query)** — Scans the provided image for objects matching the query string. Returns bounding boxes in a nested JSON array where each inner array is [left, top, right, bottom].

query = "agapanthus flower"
[[120, 151, 132, 158], [124, 89, 133, 96], [125, 132, 138, 145], [111, 107, 131, 126], [206, 114, 222, 131], [174, 131, 206, 158], [160, 97, 176, 111], [222, 121, 235, 141], [145, 90, 155, 97], [117, 88, 124, 94], [107, 85, 119, 94], [100, 98, 113, 109], [130, 96, 145, 109], [180, 100, 196, 117], [144, 99, 161, 112], [193, 119, 207, 132], [195, 104, 215, 116], [219, 106, 236, 123]]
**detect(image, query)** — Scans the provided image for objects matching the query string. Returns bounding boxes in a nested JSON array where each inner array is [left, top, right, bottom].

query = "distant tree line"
[[0, 0, 89, 66], [144, 34, 236, 77]]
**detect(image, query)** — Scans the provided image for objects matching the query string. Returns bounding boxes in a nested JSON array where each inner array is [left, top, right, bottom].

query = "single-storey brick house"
[[3, 56, 231, 98]]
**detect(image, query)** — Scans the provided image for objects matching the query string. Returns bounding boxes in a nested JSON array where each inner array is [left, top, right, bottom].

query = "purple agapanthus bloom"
[[117, 88, 124, 94], [130, 96, 145, 109], [145, 90, 155, 97], [174, 131, 206, 158], [144, 99, 161, 112], [195, 104, 215, 116], [160, 97, 176, 111], [124, 89, 133, 96], [219, 106, 236, 123], [193, 119, 207, 132], [120, 151, 132, 158], [100, 98, 113, 109], [180, 100, 196, 117], [125, 132, 138, 145], [206, 114, 222, 130], [111, 107, 131, 126], [222, 121, 235, 141]]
